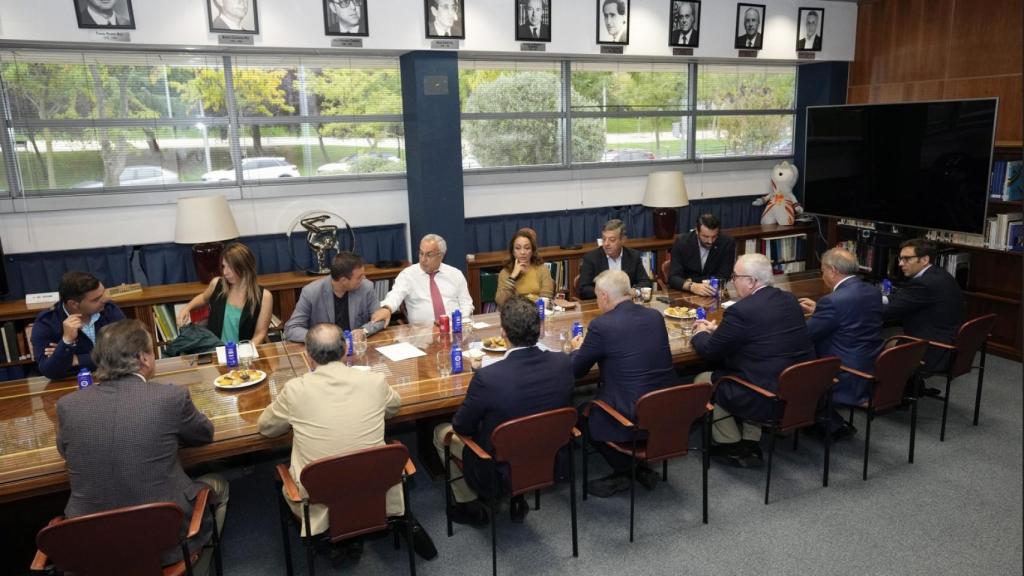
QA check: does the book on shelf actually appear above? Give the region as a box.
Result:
[152,304,178,343]
[1008,222,1024,252]
[1005,161,1023,201]
[24,324,35,360]
[0,322,14,363]
[373,278,392,301]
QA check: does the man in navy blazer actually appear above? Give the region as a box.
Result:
[435,296,574,525]
[884,239,963,374]
[283,251,384,342]
[668,213,736,297]
[799,248,883,436]
[692,253,814,467]
[578,219,652,299]
[571,270,676,497]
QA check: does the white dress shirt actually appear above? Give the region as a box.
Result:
[800,34,819,50]
[87,6,118,25]
[380,262,474,325]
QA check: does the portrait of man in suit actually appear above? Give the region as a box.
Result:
[597,0,629,44]
[734,3,765,50]
[796,8,824,51]
[425,0,465,39]
[208,0,260,34]
[74,0,135,30]
[516,0,551,42]
[669,1,700,47]
[324,0,368,36]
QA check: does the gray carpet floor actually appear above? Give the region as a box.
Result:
[217,356,1023,575]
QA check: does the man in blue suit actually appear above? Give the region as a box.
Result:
[799,248,883,438]
[571,270,676,497]
[434,296,574,525]
[692,253,814,467]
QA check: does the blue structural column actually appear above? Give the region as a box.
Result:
[400,51,467,272]
[794,61,849,200]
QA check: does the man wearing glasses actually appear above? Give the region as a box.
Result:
[883,239,963,374]
[373,234,474,326]
[690,253,814,468]
[326,0,366,35]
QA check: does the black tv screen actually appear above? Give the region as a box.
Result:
[803,99,997,234]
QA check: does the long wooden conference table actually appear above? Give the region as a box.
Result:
[0,272,827,502]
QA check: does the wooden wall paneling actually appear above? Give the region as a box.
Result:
[942,75,1023,143]
[946,0,1024,79]
[850,0,956,87]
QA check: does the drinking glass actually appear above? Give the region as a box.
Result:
[352,330,368,356]
[238,340,253,370]
[436,350,451,378]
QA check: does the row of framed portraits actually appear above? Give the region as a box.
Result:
[72,1,825,52]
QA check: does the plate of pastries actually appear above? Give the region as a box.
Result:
[214,369,267,389]
[663,306,698,320]
[481,336,508,352]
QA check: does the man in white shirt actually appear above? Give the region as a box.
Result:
[797,10,822,51]
[77,0,131,27]
[428,0,462,37]
[372,234,474,326]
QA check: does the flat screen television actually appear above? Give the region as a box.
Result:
[802,99,997,235]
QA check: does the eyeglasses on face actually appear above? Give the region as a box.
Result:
[897,255,919,263]
[730,273,753,282]
[330,0,360,7]
[419,250,440,259]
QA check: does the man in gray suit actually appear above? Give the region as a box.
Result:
[284,251,385,342]
[56,319,228,569]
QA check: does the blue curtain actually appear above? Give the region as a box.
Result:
[466,196,764,253]
[1,246,133,301]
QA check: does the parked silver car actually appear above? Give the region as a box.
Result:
[202,157,300,182]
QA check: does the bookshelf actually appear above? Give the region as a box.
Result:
[0,263,409,378]
[465,224,817,311]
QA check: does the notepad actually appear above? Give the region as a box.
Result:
[375,342,427,362]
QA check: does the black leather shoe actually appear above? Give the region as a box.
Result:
[831,422,858,441]
[710,442,743,466]
[921,386,942,397]
[635,465,659,490]
[510,495,529,524]
[739,440,764,462]
[587,472,631,498]
[449,500,489,526]
[409,521,437,560]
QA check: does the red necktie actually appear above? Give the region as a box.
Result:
[429,271,446,321]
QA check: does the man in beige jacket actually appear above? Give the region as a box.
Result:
[258,323,436,560]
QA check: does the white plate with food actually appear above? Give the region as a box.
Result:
[663,306,698,320]
[214,369,267,390]
[481,336,508,352]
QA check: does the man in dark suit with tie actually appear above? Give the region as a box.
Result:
[578,219,652,300]
[734,6,763,49]
[516,0,550,41]
[884,239,964,374]
[796,10,822,50]
[672,1,699,46]
[571,270,676,497]
[435,296,574,524]
[668,213,736,297]
[799,248,883,438]
[76,0,133,27]
[56,319,228,569]
[692,253,814,467]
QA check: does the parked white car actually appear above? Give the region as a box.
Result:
[202,157,300,182]
[72,165,179,188]
[316,152,402,175]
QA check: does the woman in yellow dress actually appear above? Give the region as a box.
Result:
[495,228,554,306]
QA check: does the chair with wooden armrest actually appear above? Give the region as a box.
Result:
[572,274,582,301]
[275,441,417,576]
[839,337,928,480]
[443,407,579,576]
[919,314,998,441]
[716,356,841,504]
[658,256,672,292]
[31,485,221,576]
[581,382,713,542]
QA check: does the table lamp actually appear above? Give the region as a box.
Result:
[642,170,689,240]
[175,195,240,283]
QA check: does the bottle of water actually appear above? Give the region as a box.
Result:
[710,277,721,309]
[536,298,545,320]
[77,368,93,390]
[881,278,892,297]
[452,309,462,333]
[343,330,353,356]
[451,343,463,374]
[225,341,239,368]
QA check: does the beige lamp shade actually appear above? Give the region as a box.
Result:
[174,195,240,244]
[642,170,689,208]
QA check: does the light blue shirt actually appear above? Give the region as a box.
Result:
[62,304,101,343]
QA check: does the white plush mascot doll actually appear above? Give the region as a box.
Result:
[753,160,803,225]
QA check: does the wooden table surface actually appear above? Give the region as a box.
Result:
[0,272,826,502]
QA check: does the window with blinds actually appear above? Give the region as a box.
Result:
[695,64,796,158]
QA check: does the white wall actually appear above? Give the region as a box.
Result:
[0,0,857,255]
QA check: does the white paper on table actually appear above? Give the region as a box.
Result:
[216,342,259,364]
[375,342,427,362]
[350,365,371,371]
[722,300,736,308]
[536,342,556,352]
[471,321,490,329]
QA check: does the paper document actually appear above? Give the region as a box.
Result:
[376,342,427,362]
[471,321,491,329]
[722,300,736,309]
[216,342,259,364]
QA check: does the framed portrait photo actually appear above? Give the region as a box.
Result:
[207,0,260,35]
[324,0,368,36]
[73,0,136,30]
[516,0,551,43]
[669,0,701,48]
[425,0,465,39]
[796,7,824,51]
[597,0,630,45]
[734,3,765,50]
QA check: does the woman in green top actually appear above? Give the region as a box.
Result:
[495,228,555,306]
[176,243,273,345]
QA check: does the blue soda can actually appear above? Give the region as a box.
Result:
[225,341,239,368]
[452,309,462,333]
[451,344,463,374]
[343,330,353,356]
[710,277,720,296]
[572,321,584,338]
[696,307,707,321]
[881,278,892,296]
[77,368,93,390]
[536,298,545,320]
